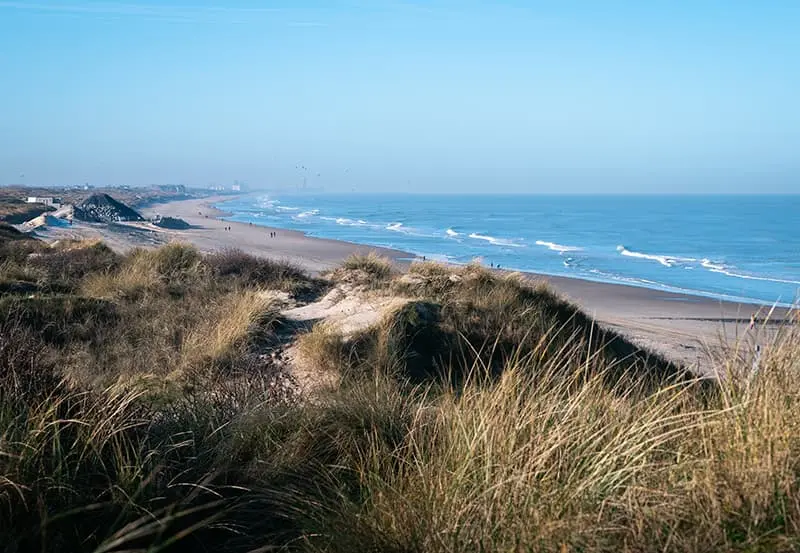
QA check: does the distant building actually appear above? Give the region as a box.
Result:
[231,183,241,192]
[26,196,62,208]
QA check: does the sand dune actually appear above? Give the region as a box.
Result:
[33,194,792,368]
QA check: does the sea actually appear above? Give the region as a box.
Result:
[217,194,800,307]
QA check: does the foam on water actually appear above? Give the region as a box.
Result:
[617,245,697,267]
[701,260,800,286]
[700,259,724,270]
[468,232,524,248]
[535,240,582,254]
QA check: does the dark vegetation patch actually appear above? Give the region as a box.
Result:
[153,215,191,229]
[0,295,118,346]
[27,242,121,290]
[206,248,328,300]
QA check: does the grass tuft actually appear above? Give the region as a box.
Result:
[333,252,395,287]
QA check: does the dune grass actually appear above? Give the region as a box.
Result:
[1,242,799,551]
[332,252,395,287]
[311,327,800,552]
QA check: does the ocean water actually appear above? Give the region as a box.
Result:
[218,194,800,306]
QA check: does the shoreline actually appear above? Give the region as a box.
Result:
[138,195,410,273]
[37,195,793,368]
[207,194,795,311]
[211,196,791,308]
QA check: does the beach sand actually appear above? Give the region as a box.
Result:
[137,196,409,272]
[36,195,791,369]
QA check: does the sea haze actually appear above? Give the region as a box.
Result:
[218,194,800,306]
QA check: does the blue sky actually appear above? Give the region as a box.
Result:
[1,1,798,193]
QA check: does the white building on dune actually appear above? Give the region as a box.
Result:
[26,196,62,208]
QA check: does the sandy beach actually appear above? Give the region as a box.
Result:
[35,195,791,369]
[135,196,409,273]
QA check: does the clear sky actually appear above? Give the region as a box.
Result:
[1,1,798,193]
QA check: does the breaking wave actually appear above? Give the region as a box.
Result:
[535,240,582,254]
[468,233,524,248]
[618,248,800,286]
[701,259,800,285]
[616,245,696,267]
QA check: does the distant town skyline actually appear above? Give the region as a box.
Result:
[1,1,798,194]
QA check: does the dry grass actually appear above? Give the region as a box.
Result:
[3,242,311,391]
[81,243,204,299]
[295,321,348,377]
[298,323,800,553]
[332,252,395,287]
[3,238,800,552]
[180,290,277,373]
